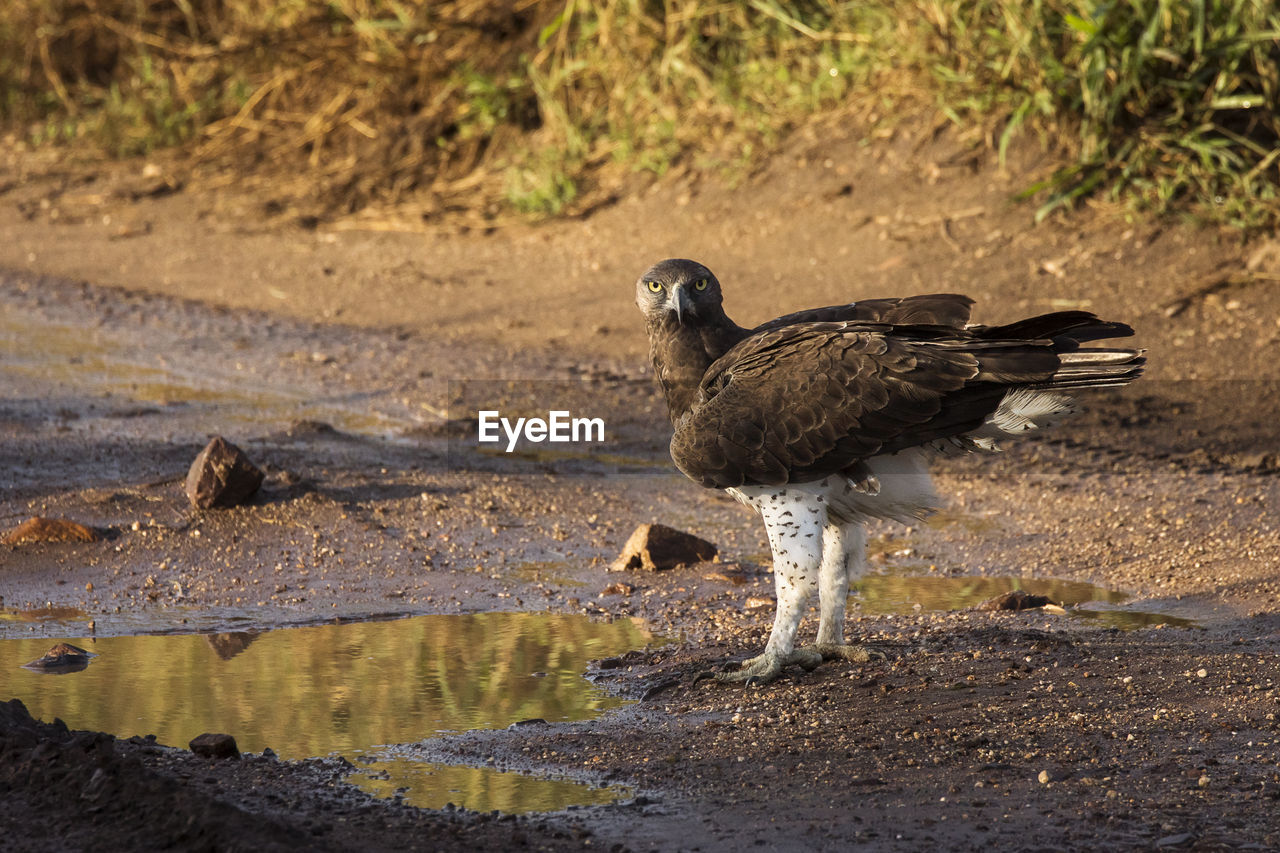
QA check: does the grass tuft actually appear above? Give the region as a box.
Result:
[1,1,1277,229]
[914,0,1280,228]
[0,1,887,224]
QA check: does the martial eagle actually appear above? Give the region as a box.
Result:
[635,258,1145,684]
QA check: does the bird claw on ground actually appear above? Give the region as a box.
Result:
[713,648,823,685]
[706,644,885,686]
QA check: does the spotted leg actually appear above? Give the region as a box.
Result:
[717,493,825,684]
[803,521,883,664]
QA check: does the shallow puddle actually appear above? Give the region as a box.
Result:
[0,306,415,438]
[0,612,655,812]
[854,573,1194,628]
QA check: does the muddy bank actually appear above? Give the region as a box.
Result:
[0,698,598,853]
[434,614,1280,851]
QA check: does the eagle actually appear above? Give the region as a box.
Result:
[635,258,1145,684]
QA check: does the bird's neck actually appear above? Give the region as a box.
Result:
[647,313,747,424]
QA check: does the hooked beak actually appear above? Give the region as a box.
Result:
[668,283,695,323]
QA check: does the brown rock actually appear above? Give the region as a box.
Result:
[184,436,264,509]
[23,642,94,673]
[610,523,717,572]
[2,517,100,546]
[979,590,1052,611]
[189,732,240,760]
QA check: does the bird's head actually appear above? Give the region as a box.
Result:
[635,258,723,326]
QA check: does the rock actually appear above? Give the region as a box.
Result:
[2,517,100,546]
[978,590,1051,611]
[600,582,635,596]
[610,523,717,572]
[189,732,240,760]
[641,678,681,701]
[508,718,548,730]
[285,419,337,438]
[23,643,94,673]
[184,436,264,509]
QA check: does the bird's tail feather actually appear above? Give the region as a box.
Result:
[1037,347,1146,389]
[973,311,1135,349]
[953,341,1143,452]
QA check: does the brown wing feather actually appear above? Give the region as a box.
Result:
[665,314,1128,489]
[670,325,985,488]
[750,293,974,335]
[972,310,1135,348]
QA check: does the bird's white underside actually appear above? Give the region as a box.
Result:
[726,449,937,661]
[724,388,1072,665]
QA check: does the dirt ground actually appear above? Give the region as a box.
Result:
[2,111,1280,851]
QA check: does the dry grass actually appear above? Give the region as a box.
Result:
[917,0,1280,228]
[1,1,1277,229]
[0,0,884,228]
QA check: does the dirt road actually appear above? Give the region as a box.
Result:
[2,116,1279,850]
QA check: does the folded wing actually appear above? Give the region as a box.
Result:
[669,313,1144,489]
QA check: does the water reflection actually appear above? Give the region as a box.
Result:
[853,573,1191,628]
[1,612,654,812]
[854,574,1125,614]
[205,631,260,660]
[354,753,620,811]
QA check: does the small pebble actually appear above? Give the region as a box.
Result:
[1037,770,1050,784]
[1196,668,1208,678]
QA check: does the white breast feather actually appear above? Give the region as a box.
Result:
[728,450,939,526]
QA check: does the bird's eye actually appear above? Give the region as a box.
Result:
[647,281,663,293]
[694,279,709,291]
